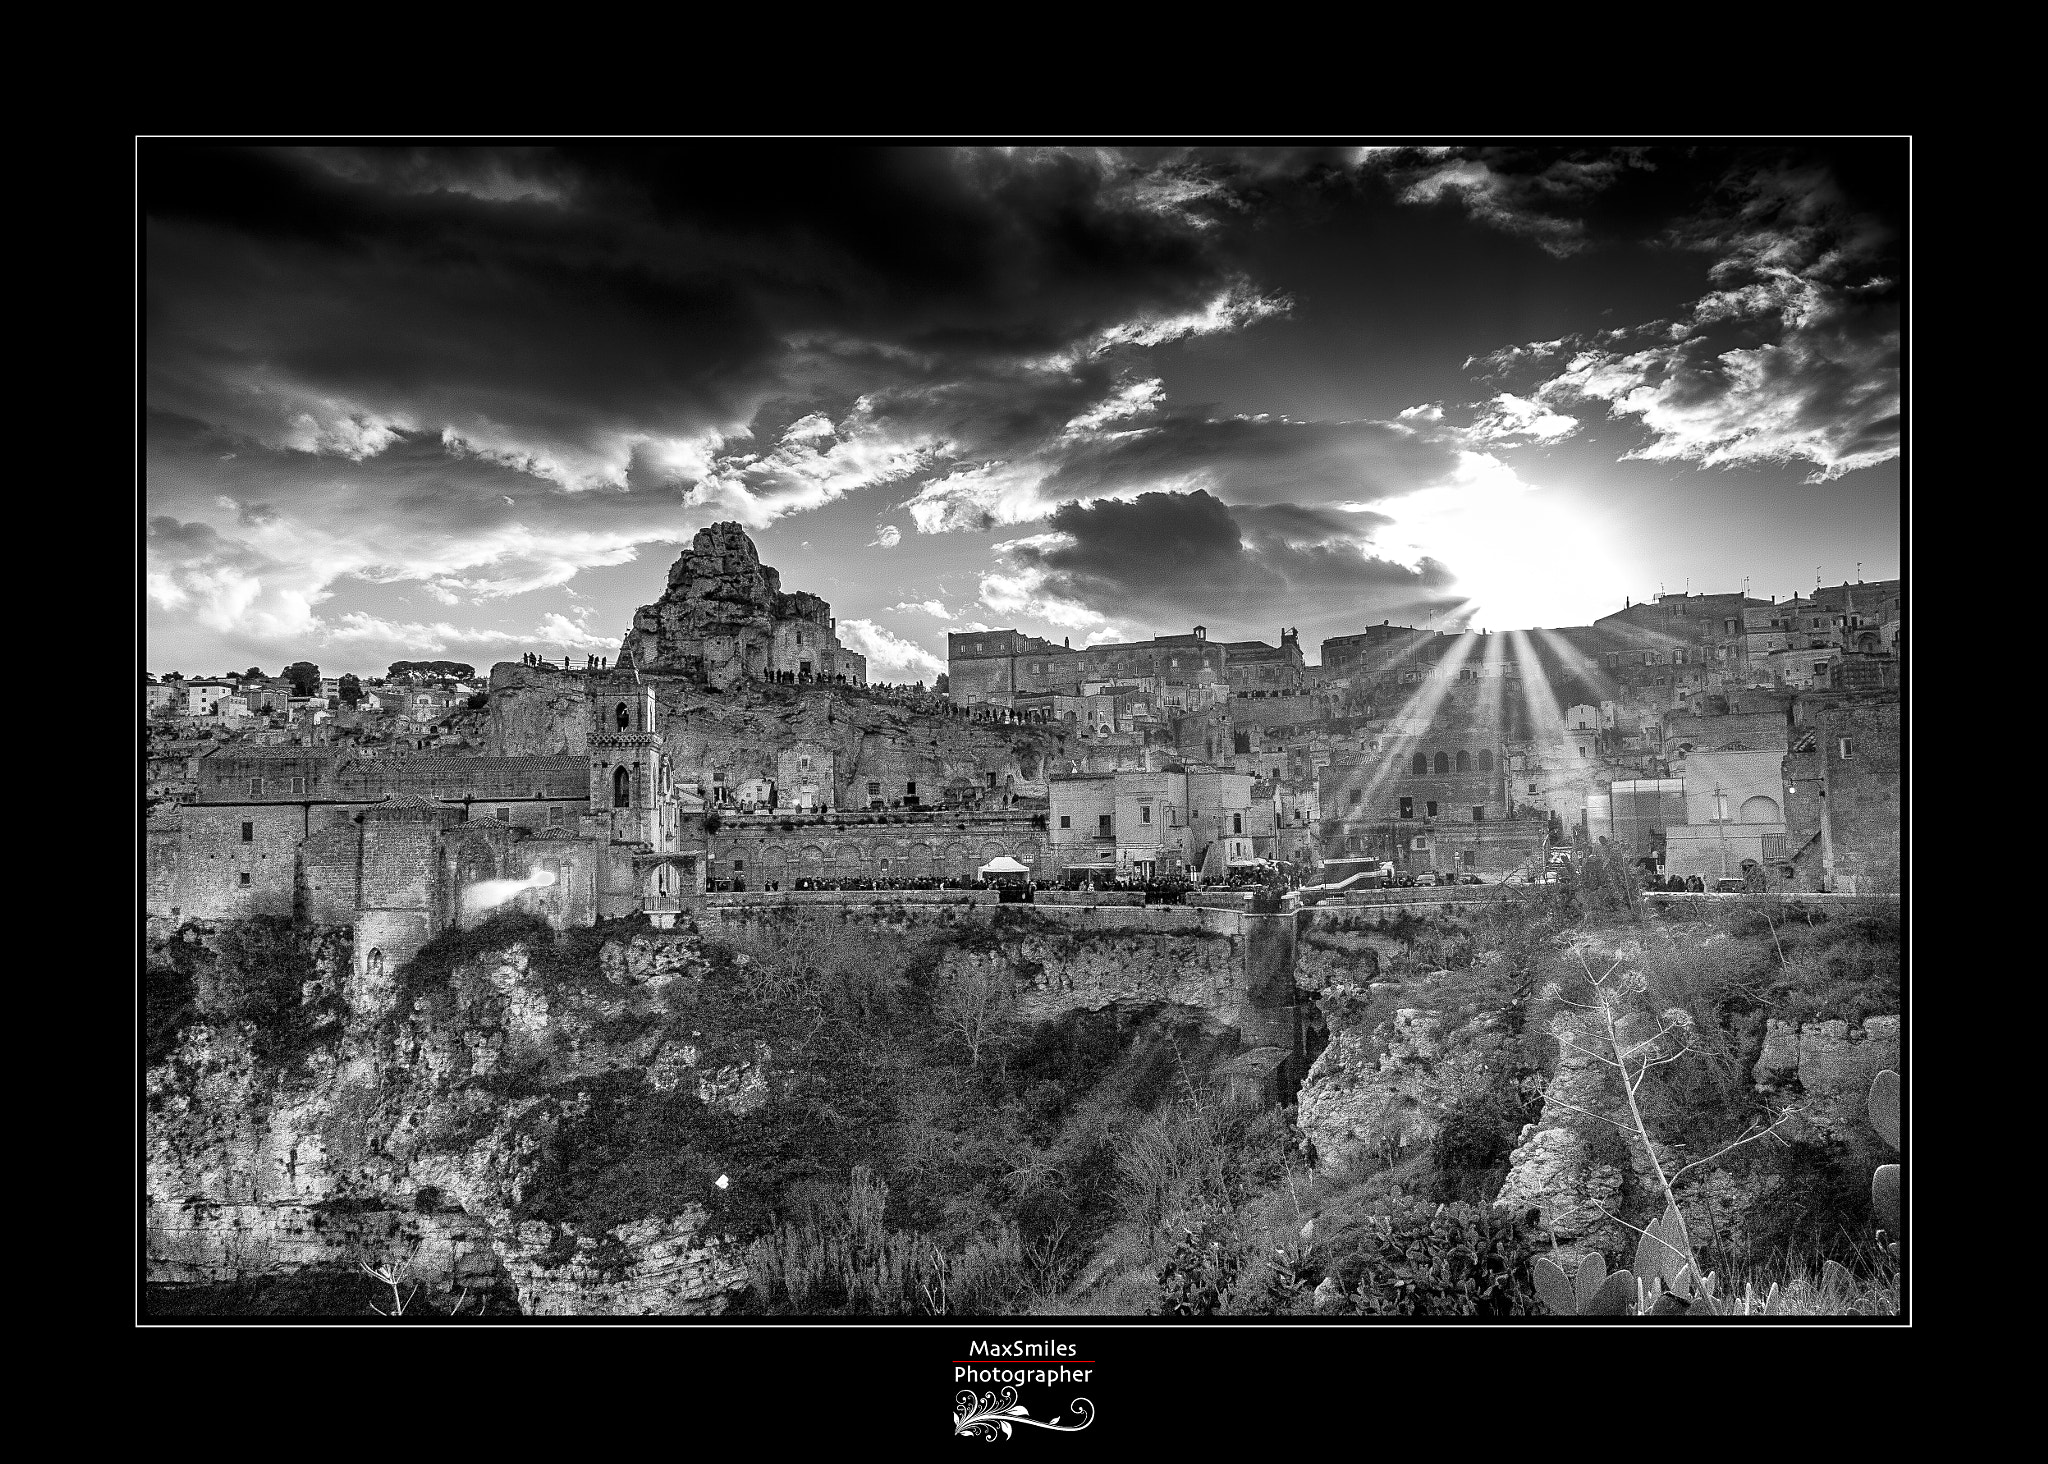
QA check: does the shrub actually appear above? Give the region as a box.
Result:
[745,1166,1027,1316]
[1429,1083,1532,1204]
[1326,1200,1537,1316]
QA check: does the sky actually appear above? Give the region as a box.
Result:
[144,143,1905,684]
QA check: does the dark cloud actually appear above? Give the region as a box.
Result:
[1513,153,1904,481]
[145,145,1279,490]
[1042,414,1454,505]
[1008,490,1454,640]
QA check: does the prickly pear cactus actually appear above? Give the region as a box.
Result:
[1533,1252,1636,1316]
[1868,1069,1902,1258]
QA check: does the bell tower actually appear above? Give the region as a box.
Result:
[590,683,666,848]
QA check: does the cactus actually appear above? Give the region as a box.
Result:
[1533,1252,1637,1316]
[1868,1069,1903,1259]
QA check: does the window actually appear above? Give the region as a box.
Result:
[1410,752,1428,775]
[1098,813,1112,836]
[613,765,631,808]
[616,702,630,732]
[1578,746,1587,758]
[867,781,881,795]
[1472,806,1485,823]
[1434,752,1450,776]
[1399,797,1414,819]
[1232,813,1243,834]
[1838,737,1855,759]
[249,777,263,797]
[1426,801,1439,817]
[238,872,251,887]
[1141,804,1152,823]
[905,781,917,796]
[290,777,306,796]
[1349,788,1362,807]
[495,806,510,823]
[1059,815,1071,829]
[241,821,254,842]
[548,805,563,826]
[987,772,998,787]
[1463,850,1477,868]
[1477,749,1494,773]
[1456,750,1471,773]
[733,861,745,872]
[1529,782,1538,795]
[366,949,383,977]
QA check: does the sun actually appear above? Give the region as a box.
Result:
[1362,457,1628,631]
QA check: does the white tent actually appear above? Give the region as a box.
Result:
[979,855,1032,878]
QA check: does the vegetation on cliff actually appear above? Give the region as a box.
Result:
[145,885,1901,1318]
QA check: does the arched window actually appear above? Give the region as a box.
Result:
[1738,795,1781,824]
[1477,749,1494,773]
[1456,750,1472,773]
[616,702,630,732]
[613,765,631,808]
[1434,752,1450,776]
[366,949,384,977]
[1410,752,1428,776]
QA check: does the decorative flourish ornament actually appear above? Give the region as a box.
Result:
[952,1387,1095,1440]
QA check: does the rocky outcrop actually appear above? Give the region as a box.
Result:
[1752,1015,1900,1140]
[1295,984,1522,1174]
[501,1212,749,1316]
[620,522,803,688]
[146,928,755,1315]
[930,918,1301,1052]
[1492,1010,1637,1250]
[1496,1005,1903,1260]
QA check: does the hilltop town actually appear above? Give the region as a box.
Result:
[145,523,1902,987]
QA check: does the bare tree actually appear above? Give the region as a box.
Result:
[935,962,1017,1069]
[1540,948,1802,1290]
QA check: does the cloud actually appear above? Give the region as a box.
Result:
[868,524,902,548]
[889,599,952,618]
[1505,161,1901,480]
[835,618,945,680]
[146,146,1326,660]
[146,145,1288,495]
[1464,392,1579,445]
[905,410,1463,534]
[1370,147,1651,257]
[320,609,614,657]
[991,490,1454,642]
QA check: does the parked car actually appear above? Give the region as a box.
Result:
[1413,871,1441,887]
[1457,873,1484,885]
[1713,878,1749,893]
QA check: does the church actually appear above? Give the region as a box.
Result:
[146,681,705,985]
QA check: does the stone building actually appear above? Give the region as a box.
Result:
[1781,688,1901,893]
[949,625,1238,710]
[1659,749,1791,885]
[705,811,1046,888]
[148,682,706,977]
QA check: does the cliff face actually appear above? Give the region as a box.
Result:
[487,662,592,757]
[146,927,757,1316]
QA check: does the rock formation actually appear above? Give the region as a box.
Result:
[147,925,758,1315]
[617,522,861,689]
